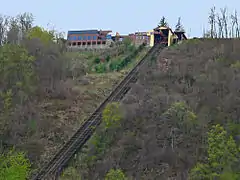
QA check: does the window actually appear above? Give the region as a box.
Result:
[68,36,72,40]
[78,36,82,40]
[88,36,91,40]
[73,36,77,40]
[93,36,97,40]
[83,36,87,40]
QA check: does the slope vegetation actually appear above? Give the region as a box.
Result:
[0,13,149,177]
[64,39,240,179]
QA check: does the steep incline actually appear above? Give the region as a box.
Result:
[33,44,164,180]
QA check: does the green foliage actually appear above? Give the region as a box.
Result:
[127,45,136,52]
[190,124,240,179]
[89,131,114,157]
[95,63,107,73]
[230,61,240,69]
[102,102,122,129]
[158,16,168,27]
[0,89,13,112]
[164,101,197,133]
[60,167,82,180]
[27,26,55,45]
[86,102,123,165]
[94,57,101,64]
[109,60,122,71]
[123,37,132,48]
[106,55,111,62]
[0,149,31,180]
[109,43,145,72]
[104,169,127,180]
[0,44,36,93]
[0,44,36,132]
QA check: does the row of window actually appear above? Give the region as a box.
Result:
[136,36,149,40]
[68,36,98,41]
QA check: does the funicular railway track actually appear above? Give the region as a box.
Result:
[32,44,163,180]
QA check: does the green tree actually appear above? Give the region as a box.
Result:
[164,101,197,134]
[104,169,127,180]
[158,16,168,27]
[190,124,240,179]
[0,44,36,100]
[102,102,122,129]
[0,149,31,180]
[27,26,55,45]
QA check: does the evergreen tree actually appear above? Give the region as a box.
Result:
[158,16,168,27]
[175,17,185,32]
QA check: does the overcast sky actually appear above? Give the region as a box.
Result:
[0,0,239,37]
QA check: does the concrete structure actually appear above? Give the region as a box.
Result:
[67,29,113,49]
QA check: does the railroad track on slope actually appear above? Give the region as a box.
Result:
[32,44,162,180]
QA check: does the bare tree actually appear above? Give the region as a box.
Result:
[215,13,224,38]
[0,15,4,45]
[231,13,236,37]
[7,16,20,44]
[208,6,216,38]
[17,12,33,33]
[232,10,239,38]
[0,15,9,45]
[220,7,228,38]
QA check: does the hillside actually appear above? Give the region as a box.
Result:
[36,40,149,168]
[0,13,150,178]
[62,39,240,179]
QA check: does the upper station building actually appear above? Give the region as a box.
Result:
[147,26,187,47]
[67,29,112,49]
[66,26,187,50]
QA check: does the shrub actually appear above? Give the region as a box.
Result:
[0,149,31,180]
[95,63,107,73]
[94,57,100,64]
[164,101,197,134]
[60,167,82,180]
[102,102,122,129]
[104,169,127,180]
[190,124,240,179]
[106,55,111,62]
[27,26,55,45]
[127,45,136,52]
[109,60,122,71]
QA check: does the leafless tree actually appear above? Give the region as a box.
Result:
[216,14,224,38]
[7,16,20,44]
[232,10,239,38]
[220,7,228,38]
[208,6,216,38]
[17,12,33,33]
[230,13,236,37]
[0,15,10,45]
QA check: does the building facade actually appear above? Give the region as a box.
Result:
[67,29,113,50]
[129,32,150,46]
